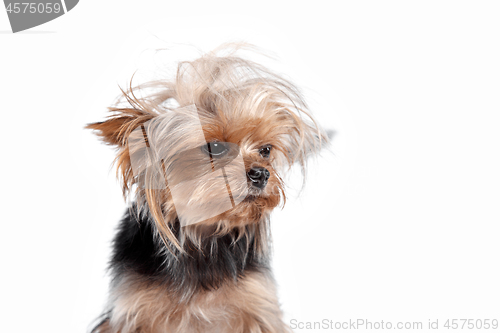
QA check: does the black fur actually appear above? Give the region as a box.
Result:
[91,207,269,332]
[110,207,269,293]
[91,206,269,333]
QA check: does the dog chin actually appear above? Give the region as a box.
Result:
[244,188,265,201]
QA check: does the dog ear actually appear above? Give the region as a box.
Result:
[86,107,155,147]
[281,108,330,167]
[85,106,155,199]
[86,98,184,254]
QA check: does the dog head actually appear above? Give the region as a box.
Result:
[87,47,327,252]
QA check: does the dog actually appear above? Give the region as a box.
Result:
[87,45,327,333]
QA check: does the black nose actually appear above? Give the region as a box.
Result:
[247,167,270,189]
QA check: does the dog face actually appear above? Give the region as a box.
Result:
[87,50,327,251]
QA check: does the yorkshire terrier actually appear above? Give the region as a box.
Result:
[87,45,327,333]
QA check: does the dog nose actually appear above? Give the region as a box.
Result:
[247,167,270,189]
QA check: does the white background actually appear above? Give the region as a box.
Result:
[1,1,500,332]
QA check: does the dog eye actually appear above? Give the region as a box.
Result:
[201,142,229,158]
[259,145,272,158]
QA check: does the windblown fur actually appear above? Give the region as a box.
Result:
[87,44,327,333]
